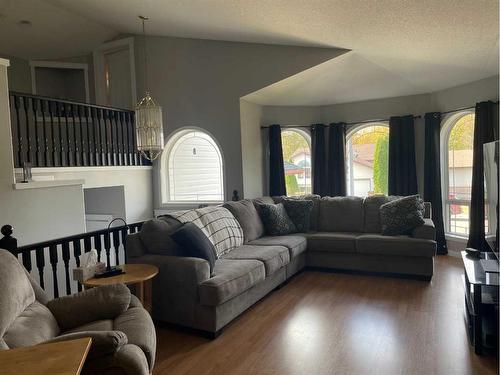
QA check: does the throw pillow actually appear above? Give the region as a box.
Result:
[139,218,182,255]
[380,195,425,235]
[223,199,265,242]
[258,203,297,235]
[282,198,314,232]
[171,222,217,275]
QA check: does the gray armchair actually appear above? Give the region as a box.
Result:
[0,250,156,375]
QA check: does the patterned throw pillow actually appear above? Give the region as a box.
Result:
[282,199,314,232]
[380,195,425,235]
[258,203,297,235]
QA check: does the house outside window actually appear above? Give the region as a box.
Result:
[442,112,475,236]
[281,129,312,196]
[346,124,389,197]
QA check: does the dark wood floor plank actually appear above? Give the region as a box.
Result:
[153,256,498,375]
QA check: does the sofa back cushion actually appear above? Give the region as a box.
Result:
[139,217,182,255]
[0,250,37,340]
[318,196,365,232]
[223,199,265,242]
[363,195,397,233]
[3,301,59,348]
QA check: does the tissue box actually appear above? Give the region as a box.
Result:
[72,262,106,282]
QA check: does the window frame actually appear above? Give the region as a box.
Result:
[440,110,475,239]
[345,122,389,197]
[280,128,312,196]
[160,127,225,206]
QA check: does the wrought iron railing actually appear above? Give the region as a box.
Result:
[9,91,150,168]
[0,222,143,298]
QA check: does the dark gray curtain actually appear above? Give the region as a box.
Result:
[468,101,499,250]
[268,124,286,196]
[388,115,418,195]
[327,123,347,196]
[424,112,447,255]
[311,124,327,196]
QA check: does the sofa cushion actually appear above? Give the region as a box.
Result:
[258,203,297,235]
[356,234,436,257]
[198,259,265,306]
[306,232,360,253]
[275,194,321,231]
[222,245,290,275]
[139,218,182,256]
[319,196,364,232]
[380,195,425,235]
[3,301,60,348]
[224,199,265,242]
[248,235,307,258]
[411,218,436,240]
[363,195,396,233]
[171,223,217,275]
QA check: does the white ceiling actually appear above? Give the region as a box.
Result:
[1,0,498,105]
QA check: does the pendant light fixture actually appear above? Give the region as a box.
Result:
[135,15,164,161]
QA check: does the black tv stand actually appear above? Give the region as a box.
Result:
[461,251,499,355]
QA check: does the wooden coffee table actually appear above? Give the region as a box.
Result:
[0,337,92,375]
[82,264,158,313]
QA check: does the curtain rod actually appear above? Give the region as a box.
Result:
[259,100,499,129]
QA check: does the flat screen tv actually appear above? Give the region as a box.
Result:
[484,140,499,259]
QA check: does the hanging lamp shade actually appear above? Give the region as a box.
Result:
[135,92,164,161]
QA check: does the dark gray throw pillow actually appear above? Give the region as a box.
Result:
[380,195,425,235]
[171,222,217,275]
[258,203,297,235]
[282,198,313,232]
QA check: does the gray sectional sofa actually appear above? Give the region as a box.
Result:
[126,195,436,337]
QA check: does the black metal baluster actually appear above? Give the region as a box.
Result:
[49,245,59,298]
[84,107,93,166]
[112,229,121,265]
[21,251,32,273]
[35,247,45,289]
[92,107,101,166]
[71,104,79,166]
[64,103,72,166]
[83,236,92,253]
[73,239,82,292]
[104,231,111,268]
[77,105,85,166]
[113,111,120,165]
[12,95,23,167]
[119,112,127,165]
[98,109,107,165]
[61,241,71,295]
[48,101,57,166]
[130,112,138,165]
[57,102,65,166]
[94,233,102,262]
[106,110,113,165]
[22,96,32,164]
[31,98,40,167]
[40,99,49,166]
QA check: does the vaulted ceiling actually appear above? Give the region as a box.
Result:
[0,0,498,105]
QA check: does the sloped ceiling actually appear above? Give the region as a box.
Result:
[0,0,498,105]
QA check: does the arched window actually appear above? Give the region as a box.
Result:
[346,123,389,197]
[281,129,311,196]
[442,112,475,236]
[162,129,224,203]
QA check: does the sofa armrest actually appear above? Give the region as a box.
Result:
[412,218,436,240]
[47,284,131,331]
[128,254,210,324]
[44,331,127,360]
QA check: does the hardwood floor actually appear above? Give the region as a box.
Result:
[154,256,498,375]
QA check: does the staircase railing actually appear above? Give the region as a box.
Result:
[9,91,150,168]
[0,222,144,299]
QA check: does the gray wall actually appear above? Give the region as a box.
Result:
[2,55,31,93]
[132,35,344,205]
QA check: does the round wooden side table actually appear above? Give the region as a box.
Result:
[81,264,159,313]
